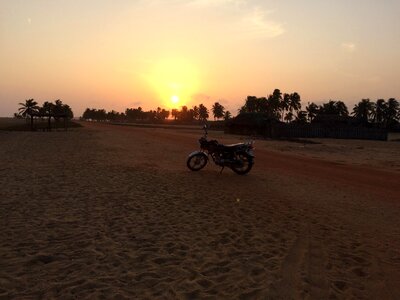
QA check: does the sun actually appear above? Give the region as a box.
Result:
[146,58,200,109]
[171,95,179,105]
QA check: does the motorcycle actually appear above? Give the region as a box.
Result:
[186,125,255,175]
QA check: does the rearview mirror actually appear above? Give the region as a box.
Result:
[202,124,208,136]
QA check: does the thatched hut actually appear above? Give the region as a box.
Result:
[225,113,281,136]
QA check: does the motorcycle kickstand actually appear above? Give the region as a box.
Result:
[220,166,224,174]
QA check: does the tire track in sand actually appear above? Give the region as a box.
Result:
[267,229,307,299]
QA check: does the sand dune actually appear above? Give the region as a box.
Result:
[1,123,399,299]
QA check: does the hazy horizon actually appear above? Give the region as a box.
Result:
[1,0,399,117]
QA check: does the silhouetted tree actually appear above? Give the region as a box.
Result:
[306,102,319,122]
[40,101,55,115]
[52,100,73,119]
[239,96,259,113]
[284,111,293,123]
[64,105,73,119]
[373,99,387,125]
[295,110,308,124]
[192,106,199,120]
[289,92,301,116]
[352,99,374,123]
[97,109,107,121]
[198,104,209,121]
[319,100,348,116]
[281,93,290,121]
[156,107,170,120]
[83,108,107,121]
[18,99,39,129]
[82,108,94,120]
[144,110,157,121]
[171,109,179,120]
[53,100,64,118]
[18,99,39,117]
[212,102,225,120]
[178,106,194,122]
[267,89,282,119]
[239,89,301,121]
[107,110,119,122]
[385,98,399,128]
[224,111,232,121]
[39,101,55,129]
[125,107,144,121]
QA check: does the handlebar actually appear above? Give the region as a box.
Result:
[203,124,208,137]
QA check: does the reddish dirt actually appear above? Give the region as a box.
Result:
[86,122,400,201]
[255,149,400,201]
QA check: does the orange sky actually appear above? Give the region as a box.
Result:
[1,0,399,117]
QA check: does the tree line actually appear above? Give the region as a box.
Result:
[18,88,396,130]
[16,99,74,118]
[16,99,74,129]
[239,89,400,129]
[82,102,232,123]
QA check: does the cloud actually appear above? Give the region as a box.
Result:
[341,42,356,53]
[129,101,143,107]
[146,0,285,40]
[189,0,286,39]
[188,0,246,7]
[191,93,210,103]
[241,8,285,38]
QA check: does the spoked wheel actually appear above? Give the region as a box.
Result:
[187,153,208,171]
[231,152,253,175]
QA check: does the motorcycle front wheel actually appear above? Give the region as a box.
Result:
[187,152,208,171]
[231,152,253,175]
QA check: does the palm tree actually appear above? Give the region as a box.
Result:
[385,98,399,128]
[352,99,374,123]
[53,99,64,119]
[180,106,190,121]
[40,101,55,130]
[155,108,169,120]
[171,109,179,120]
[192,106,199,120]
[107,110,119,122]
[306,102,319,122]
[212,102,225,120]
[41,101,54,115]
[240,96,258,113]
[268,89,282,119]
[18,99,39,130]
[18,99,39,117]
[198,104,209,121]
[295,110,308,124]
[63,104,73,119]
[284,111,293,123]
[373,99,387,125]
[319,100,348,116]
[335,101,349,116]
[281,93,290,121]
[224,111,232,121]
[289,92,301,116]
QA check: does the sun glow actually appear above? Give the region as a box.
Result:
[171,95,179,105]
[146,58,200,109]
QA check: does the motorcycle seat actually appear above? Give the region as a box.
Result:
[222,143,245,148]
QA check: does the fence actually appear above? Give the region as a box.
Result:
[226,124,388,141]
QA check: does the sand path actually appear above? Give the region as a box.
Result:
[1,123,399,299]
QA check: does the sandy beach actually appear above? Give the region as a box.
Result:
[1,122,400,299]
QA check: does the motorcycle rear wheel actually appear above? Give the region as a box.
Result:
[187,153,208,171]
[231,152,253,175]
